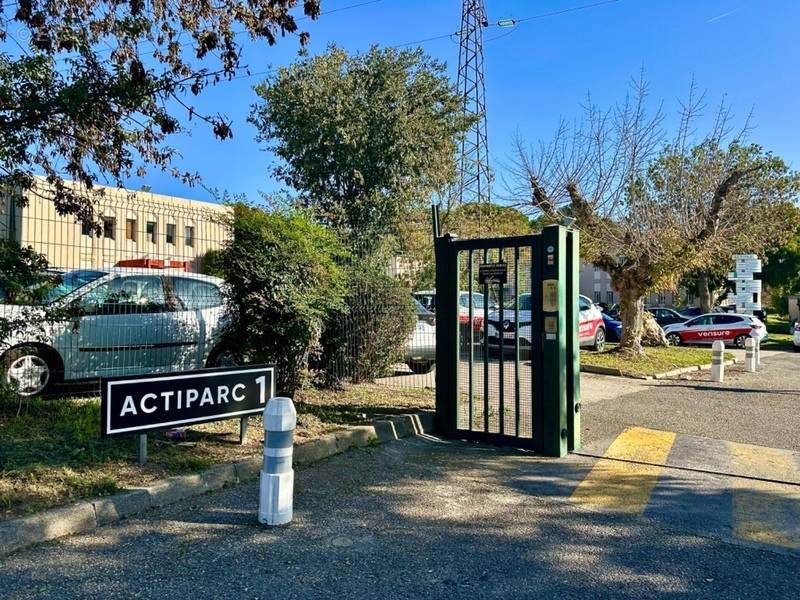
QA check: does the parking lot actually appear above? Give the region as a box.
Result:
[581,348,800,453]
[2,426,799,599]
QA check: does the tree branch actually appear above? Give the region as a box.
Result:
[695,164,764,242]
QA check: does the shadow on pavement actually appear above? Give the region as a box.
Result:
[1,437,799,599]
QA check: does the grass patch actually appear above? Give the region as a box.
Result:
[581,345,735,378]
[0,383,433,519]
[763,314,795,350]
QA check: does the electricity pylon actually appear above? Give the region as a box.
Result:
[452,0,491,207]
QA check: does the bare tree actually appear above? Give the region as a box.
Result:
[507,78,799,356]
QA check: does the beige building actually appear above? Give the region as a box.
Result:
[0,179,231,273]
[579,262,679,308]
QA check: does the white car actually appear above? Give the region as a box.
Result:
[792,321,800,352]
[405,299,436,374]
[0,268,231,396]
[484,293,607,353]
[413,289,491,338]
[663,313,768,349]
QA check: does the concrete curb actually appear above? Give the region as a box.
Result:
[582,358,738,380]
[0,411,436,558]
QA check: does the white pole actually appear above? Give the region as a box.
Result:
[754,335,761,368]
[259,397,296,526]
[745,337,756,373]
[711,340,725,382]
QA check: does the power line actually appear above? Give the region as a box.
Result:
[493,0,621,27]
[172,0,626,88]
[386,0,623,51]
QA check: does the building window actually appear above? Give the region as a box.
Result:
[185,225,194,248]
[81,221,92,236]
[146,221,157,244]
[102,217,115,240]
[166,223,175,245]
[126,219,137,243]
[594,291,601,304]
[607,291,614,304]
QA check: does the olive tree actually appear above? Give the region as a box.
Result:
[508,80,799,355]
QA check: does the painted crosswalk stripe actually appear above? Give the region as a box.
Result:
[570,427,676,513]
[729,442,800,549]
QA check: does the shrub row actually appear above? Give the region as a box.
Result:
[217,203,417,395]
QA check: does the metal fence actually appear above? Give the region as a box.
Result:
[0,185,231,398]
[0,186,439,398]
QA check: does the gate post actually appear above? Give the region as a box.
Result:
[434,233,459,437]
[538,225,569,457]
[566,228,581,451]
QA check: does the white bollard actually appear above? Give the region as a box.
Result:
[754,335,761,368]
[711,340,725,382]
[259,397,296,526]
[745,337,756,373]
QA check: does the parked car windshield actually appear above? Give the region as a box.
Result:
[40,270,106,304]
[413,298,432,315]
[460,293,485,309]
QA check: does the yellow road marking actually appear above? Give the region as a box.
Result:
[729,442,800,549]
[571,427,676,514]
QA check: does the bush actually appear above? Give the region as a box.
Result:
[220,204,347,395]
[320,266,416,385]
[0,239,50,304]
[200,248,225,278]
[0,240,52,347]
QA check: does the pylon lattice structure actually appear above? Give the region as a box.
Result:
[452,0,491,207]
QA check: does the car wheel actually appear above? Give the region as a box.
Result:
[407,360,434,375]
[205,344,241,368]
[734,335,747,349]
[794,345,800,353]
[666,332,682,346]
[592,327,606,352]
[1,345,61,397]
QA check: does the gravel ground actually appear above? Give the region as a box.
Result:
[581,349,800,453]
[1,437,799,599]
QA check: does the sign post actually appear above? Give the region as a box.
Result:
[138,434,147,465]
[239,417,249,445]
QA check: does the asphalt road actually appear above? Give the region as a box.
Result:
[581,349,800,454]
[381,347,800,454]
[1,436,799,599]
[2,348,797,598]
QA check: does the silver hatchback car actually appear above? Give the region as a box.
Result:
[0,268,231,396]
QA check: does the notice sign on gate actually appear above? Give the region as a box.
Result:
[478,262,508,285]
[101,365,275,437]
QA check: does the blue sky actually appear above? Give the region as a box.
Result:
[121,0,800,204]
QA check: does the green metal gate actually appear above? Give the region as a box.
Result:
[433,221,580,457]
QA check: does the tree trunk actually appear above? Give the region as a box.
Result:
[698,271,713,312]
[617,282,646,357]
